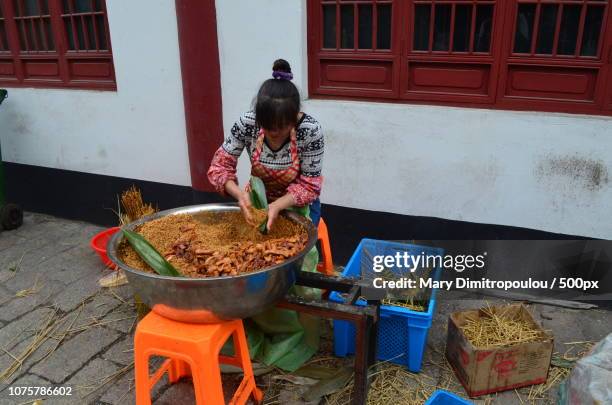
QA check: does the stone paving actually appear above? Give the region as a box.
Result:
[0,213,610,404]
[0,213,141,404]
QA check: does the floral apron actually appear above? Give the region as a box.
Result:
[250,128,300,201]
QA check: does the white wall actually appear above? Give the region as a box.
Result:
[0,0,191,186]
[215,0,612,239]
[215,0,310,186]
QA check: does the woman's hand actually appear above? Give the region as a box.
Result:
[237,191,254,224]
[266,193,296,231]
[224,180,253,224]
[266,202,281,231]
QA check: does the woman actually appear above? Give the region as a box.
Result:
[207,59,324,372]
[207,59,323,229]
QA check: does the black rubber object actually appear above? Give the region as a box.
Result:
[1,203,23,230]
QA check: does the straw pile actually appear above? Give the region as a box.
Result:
[519,340,596,401]
[325,359,467,405]
[101,186,157,284]
[460,304,545,348]
[361,264,431,312]
[364,364,435,405]
[119,186,156,224]
[0,291,137,384]
[354,295,426,312]
[525,365,570,401]
[381,298,426,312]
[269,324,587,405]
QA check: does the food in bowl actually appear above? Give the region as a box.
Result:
[117,211,308,278]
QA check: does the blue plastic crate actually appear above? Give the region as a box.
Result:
[425,390,473,405]
[329,239,444,372]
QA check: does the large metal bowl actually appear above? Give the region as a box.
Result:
[106,203,317,323]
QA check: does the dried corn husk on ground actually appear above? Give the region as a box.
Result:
[325,360,466,405]
[266,339,589,404]
[460,303,545,348]
[98,271,128,288]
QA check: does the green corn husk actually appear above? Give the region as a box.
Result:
[258,221,268,234]
[249,176,269,234]
[122,229,181,277]
[249,176,268,209]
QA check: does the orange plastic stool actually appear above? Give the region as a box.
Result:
[134,312,263,405]
[317,218,334,275]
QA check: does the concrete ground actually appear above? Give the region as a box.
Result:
[0,213,610,404]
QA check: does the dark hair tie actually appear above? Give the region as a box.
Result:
[272,70,293,81]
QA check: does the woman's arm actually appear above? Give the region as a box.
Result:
[207,113,254,222]
[207,113,252,194]
[207,148,239,195]
[224,180,253,224]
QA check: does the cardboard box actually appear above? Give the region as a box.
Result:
[445,304,554,397]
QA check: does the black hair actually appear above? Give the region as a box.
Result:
[254,59,301,131]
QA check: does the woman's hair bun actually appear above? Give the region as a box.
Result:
[272,59,293,80]
[272,59,291,73]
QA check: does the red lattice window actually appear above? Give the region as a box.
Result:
[410,1,495,54]
[402,0,501,104]
[510,0,606,57]
[497,0,610,113]
[320,0,393,50]
[0,0,115,90]
[308,0,612,115]
[308,0,400,99]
